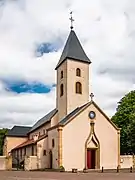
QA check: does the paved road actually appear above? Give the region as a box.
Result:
[0,171,135,180]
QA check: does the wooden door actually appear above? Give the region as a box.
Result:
[49,151,53,169]
[87,150,92,169]
[91,150,96,169]
[87,149,96,169]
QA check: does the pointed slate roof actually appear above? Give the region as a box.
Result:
[55,30,91,70]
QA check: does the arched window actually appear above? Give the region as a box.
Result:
[52,139,55,148]
[76,82,82,94]
[76,68,81,77]
[61,71,63,79]
[60,84,64,96]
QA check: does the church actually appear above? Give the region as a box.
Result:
[3,23,121,171]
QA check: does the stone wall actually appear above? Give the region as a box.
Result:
[120,155,135,168]
[24,156,38,171]
[0,156,7,170]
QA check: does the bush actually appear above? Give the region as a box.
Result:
[59,165,65,172]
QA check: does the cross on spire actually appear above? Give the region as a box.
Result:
[69,11,74,30]
[90,93,94,101]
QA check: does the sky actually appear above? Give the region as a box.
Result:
[0,0,135,128]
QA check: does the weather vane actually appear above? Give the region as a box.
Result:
[69,11,74,30]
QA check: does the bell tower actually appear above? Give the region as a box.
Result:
[55,13,91,121]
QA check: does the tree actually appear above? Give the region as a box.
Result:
[0,128,8,155]
[112,90,135,154]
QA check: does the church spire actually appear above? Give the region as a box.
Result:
[55,29,91,70]
[55,12,91,70]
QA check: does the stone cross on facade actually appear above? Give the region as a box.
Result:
[69,11,74,30]
[90,93,94,101]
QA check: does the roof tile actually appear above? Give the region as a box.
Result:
[28,109,58,133]
[59,102,89,125]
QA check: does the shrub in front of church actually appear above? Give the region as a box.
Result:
[59,165,65,172]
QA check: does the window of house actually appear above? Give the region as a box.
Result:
[32,146,34,156]
[76,82,82,94]
[61,71,63,79]
[43,129,46,135]
[24,148,26,156]
[12,151,15,158]
[35,147,37,156]
[76,68,81,77]
[52,139,55,148]
[20,149,22,158]
[60,84,64,96]
[43,150,46,156]
[17,150,19,157]
[15,150,17,157]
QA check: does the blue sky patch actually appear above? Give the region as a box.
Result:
[5,81,55,94]
[36,43,56,57]
[35,37,63,57]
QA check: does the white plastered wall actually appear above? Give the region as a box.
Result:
[62,103,118,171]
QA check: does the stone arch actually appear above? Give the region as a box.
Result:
[85,121,100,169]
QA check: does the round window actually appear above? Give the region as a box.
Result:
[89,111,96,119]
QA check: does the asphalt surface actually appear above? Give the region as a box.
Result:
[0,171,135,180]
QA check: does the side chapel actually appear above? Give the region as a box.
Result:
[3,22,120,171]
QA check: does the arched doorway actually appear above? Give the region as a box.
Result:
[85,121,100,169]
[49,150,53,169]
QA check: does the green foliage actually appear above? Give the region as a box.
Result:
[112,90,135,154]
[59,165,65,172]
[0,128,8,155]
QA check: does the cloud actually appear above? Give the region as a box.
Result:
[0,86,56,128]
[0,0,135,128]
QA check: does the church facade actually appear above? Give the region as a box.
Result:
[3,28,120,171]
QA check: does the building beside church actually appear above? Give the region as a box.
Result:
[3,27,120,171]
